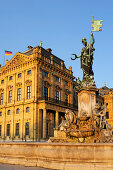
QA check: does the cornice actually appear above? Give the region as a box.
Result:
[37,57,75,80]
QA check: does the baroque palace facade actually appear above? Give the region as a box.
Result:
[0,46,77,141]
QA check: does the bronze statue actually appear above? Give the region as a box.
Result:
[71,32,95,82]
[71,16,103,86]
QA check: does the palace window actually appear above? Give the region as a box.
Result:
[55,76,59,82]
[65,81,68,86]
[0,93,3,105]
[16,108,20,114]
[44,71,48,77]
[0,112,2,116]
[1,80,4,84]
[18,73,21,78]
[17,88,21,101]
[44,87,48,100]
[25,122,29,135]
[26,107,30,113]
[9,76,13,80]
[15,123,19,136]
[65,94,68,103]
[0,125,1,136]
[27,70,31,75]
[9,90,12,103]
[7,124,10,136]
[55,91,59,102]
[27,86,31,99]
[7,110,11,115]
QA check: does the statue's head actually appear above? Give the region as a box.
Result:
[82,38,87,46]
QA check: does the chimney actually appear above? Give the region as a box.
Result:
[27,46,33,50]
[6,59,9,64]
[46,48,52,53]
[69,66,72,74]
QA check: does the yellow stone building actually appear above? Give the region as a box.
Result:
[99,86,113,129]
[0,46,77,141]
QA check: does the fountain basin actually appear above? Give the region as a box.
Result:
[0,142,113,170]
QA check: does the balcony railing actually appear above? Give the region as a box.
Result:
[38,96,78,109]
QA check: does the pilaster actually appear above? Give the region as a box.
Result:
[61,78,64,101]
[38,67,43,98]
[55,111,59,128]
[43,109,47,139]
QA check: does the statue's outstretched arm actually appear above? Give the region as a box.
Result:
[91,32,95,44]
[71,54,81,60]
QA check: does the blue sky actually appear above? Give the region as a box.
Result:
[0,0,113,88]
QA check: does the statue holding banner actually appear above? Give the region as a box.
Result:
[71,17,103,87]
[71,32,95,83]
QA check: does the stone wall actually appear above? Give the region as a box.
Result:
[0,143,113,170]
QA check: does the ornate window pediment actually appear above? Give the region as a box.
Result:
[55,85,62,91]
[44,81,51,87]
[25,80,32,85]
[16,82,22,87]
[7,85,13,90]
[0,88,4,93]
[64,89,71,94]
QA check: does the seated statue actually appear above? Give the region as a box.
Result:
[59,109,76,131]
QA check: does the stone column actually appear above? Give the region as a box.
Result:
[55,111,59,129]
[61,78,64,101]
[37,108,40,140]
[69,81,73,105]
[50,73,54,98]
[5,76,8,105]
[43,109,47,139]
[22,70,25,102]
[32,66,36,101]
[12,73,16,140]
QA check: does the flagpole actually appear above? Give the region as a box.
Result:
[90,16,94,41]
[4,50,5,66]
[89,16,93,63]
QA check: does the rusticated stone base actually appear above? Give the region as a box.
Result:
[0,143,113,169]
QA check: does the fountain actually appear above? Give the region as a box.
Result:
[49,19,112,143]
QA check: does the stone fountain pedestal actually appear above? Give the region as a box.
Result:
[78,87,97,118]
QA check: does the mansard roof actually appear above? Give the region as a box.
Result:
[22,46,65,67]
